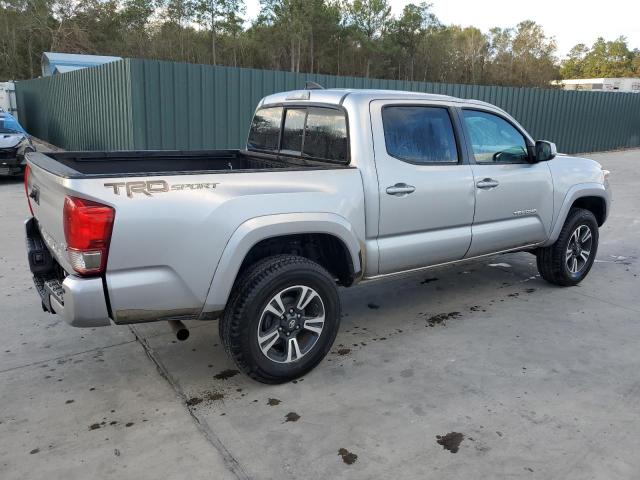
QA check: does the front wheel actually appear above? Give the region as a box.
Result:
[536,208,599,286]
[219,255,340,384]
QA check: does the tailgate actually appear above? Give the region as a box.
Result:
[26,153,118,275]
[26,158,75,274]
[25,153,118,327]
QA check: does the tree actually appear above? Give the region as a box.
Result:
[584,37,634,77]
[0,0,55,79]
[510,20,557,87]
[561,37,637,79]
[162,0,195,59]
[5,0,636,88]
[193,0,243,65]
[633,49,640,75]
[114,0,153,57]
[454,26,488,84]
[485,21,558,87]
[251,0,340,73]
[259,0,309,72]
[387,2,437,81]
[346,0,391,77]
[560,43,588,79]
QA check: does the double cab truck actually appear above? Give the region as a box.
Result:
[24,88,611,383]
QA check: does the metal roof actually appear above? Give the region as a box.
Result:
[261,88,499,111]
[53,65,85,74]
[261,88,460,106]
[41,52,122,77]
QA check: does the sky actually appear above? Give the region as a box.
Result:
[243,0,640,58]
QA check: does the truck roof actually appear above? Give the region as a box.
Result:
[260,88,499,111]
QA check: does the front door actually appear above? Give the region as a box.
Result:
[459,108,554,257]
[370,101,476,274]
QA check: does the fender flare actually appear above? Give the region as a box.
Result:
[542,182,609,247]
[202,212,362,313]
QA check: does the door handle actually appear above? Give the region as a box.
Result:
[476,178,499,189]
[386,183,416,196]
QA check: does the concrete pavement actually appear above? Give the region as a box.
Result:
[1,149,639,479]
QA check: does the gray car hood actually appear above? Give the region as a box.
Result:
[0,133,25,149]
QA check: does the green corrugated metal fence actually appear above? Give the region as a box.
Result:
[16,60,134,150]
[17,58,640,154]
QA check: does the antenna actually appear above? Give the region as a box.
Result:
[305,81,324,90]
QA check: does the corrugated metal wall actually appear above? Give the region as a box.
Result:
[15,60,133,150]
[17,58,640,154]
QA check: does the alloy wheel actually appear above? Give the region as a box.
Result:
[256,285,326,363]
[565,224,593,275]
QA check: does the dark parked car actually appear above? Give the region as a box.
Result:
[0,110,34,176]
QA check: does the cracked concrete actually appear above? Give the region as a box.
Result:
[1,149,639,479]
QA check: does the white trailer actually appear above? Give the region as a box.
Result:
[0,82,18,121]
[556,77,640,93]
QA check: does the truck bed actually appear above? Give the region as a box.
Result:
[29,149,348,178]
[25,146,364,327]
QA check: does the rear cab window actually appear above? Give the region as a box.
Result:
[280,108,306,155]
[248,105,349,164]
[303,108,348,162]
[247,106,283,152]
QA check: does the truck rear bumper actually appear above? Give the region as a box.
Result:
[26,218,111,328]
[48,276,111,328]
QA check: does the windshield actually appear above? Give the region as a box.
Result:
[0,114,26,134]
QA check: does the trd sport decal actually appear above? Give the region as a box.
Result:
[104,180,219,198]
[512,208,537,216]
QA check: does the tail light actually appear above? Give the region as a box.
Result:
[24,164,34,215]
[63,196,115,276]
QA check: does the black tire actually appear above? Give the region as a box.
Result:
[536,208,599,286]
[219,255,340,384]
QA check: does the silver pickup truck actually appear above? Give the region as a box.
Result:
[24,88,611,383]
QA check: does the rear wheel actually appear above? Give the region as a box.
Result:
[219,255,340,384]
[536,208,599,286]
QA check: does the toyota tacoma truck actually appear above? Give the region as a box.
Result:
[24,88,611,383]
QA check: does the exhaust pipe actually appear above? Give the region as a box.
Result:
[168,320,189,341]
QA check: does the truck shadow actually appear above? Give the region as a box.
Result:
[135,250,544,396]
[0,176,23,185]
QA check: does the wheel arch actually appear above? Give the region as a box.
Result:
[201,213,362,315]
[570,196,606,226]
[543,183,610,247]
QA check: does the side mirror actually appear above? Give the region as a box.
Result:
[534,140,557,162]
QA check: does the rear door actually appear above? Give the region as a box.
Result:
[370,100,475,274]
[458,108,554,257]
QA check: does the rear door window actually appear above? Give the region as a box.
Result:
[382,106,458,164]
[247,107,283,152]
